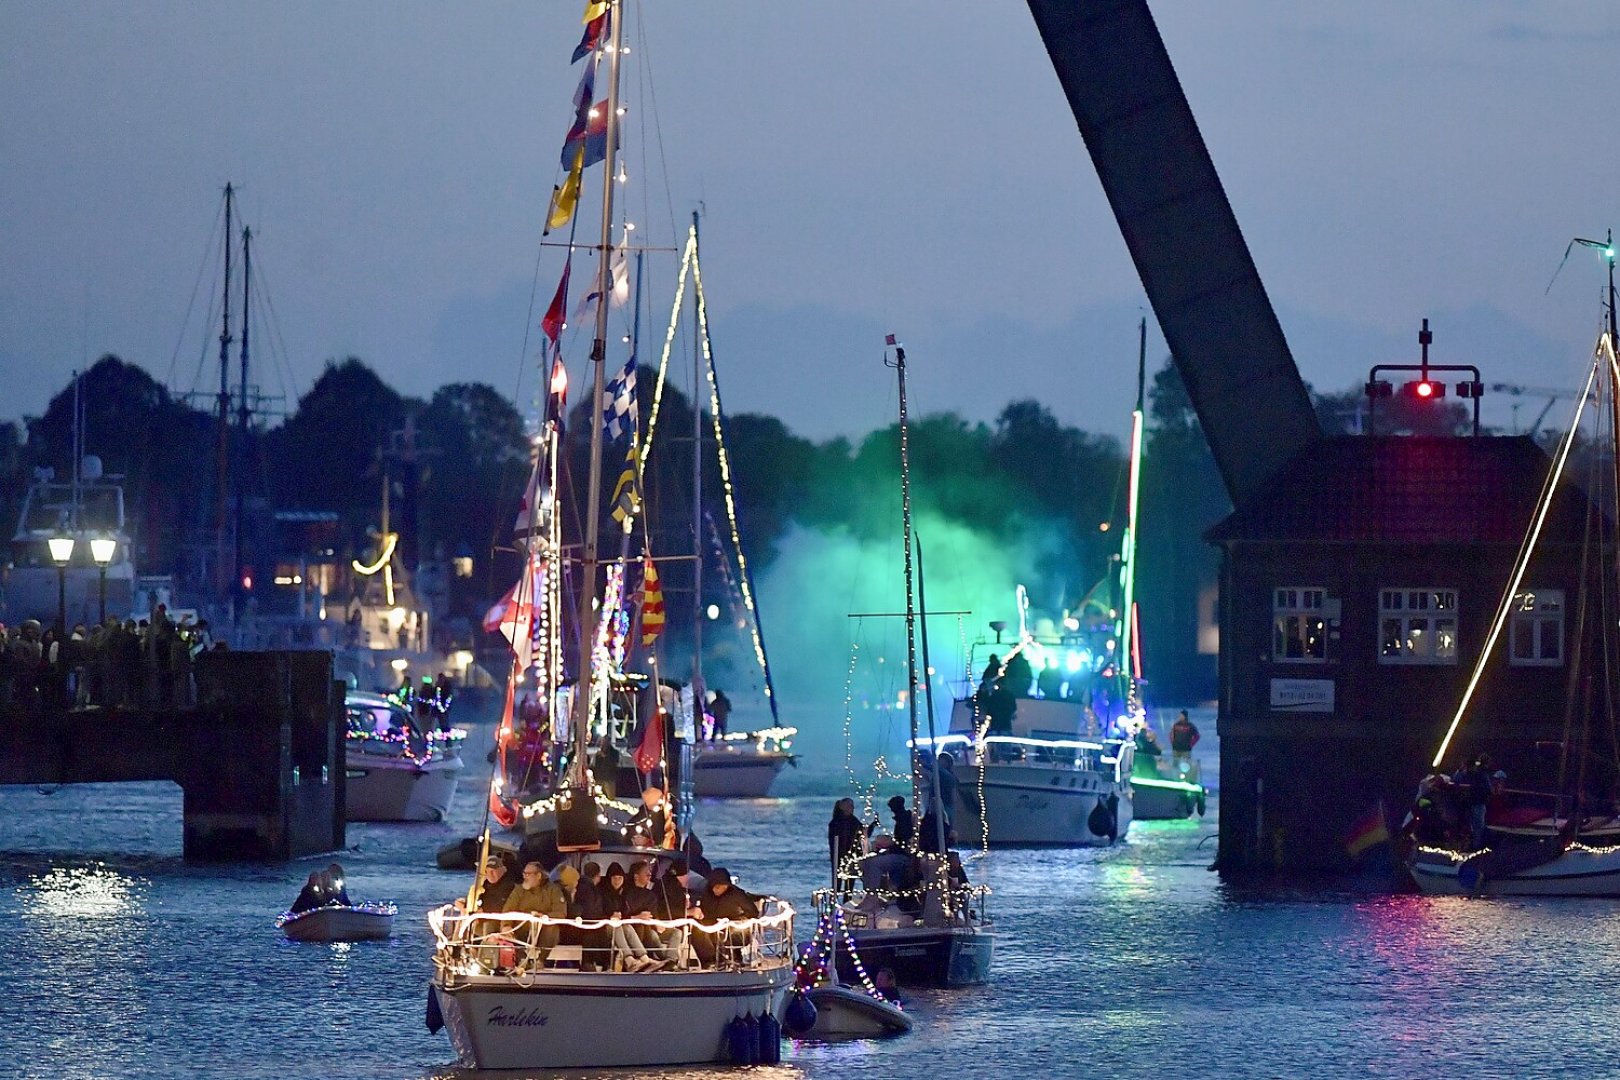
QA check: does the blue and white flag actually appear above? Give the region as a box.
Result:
[602,356,637,441]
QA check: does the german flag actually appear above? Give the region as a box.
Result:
[1344,802,1390,858]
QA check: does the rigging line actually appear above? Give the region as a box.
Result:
[1433,343,1605,768]
[167,197,227,389]
[247,252,302,405]
[632,0,680,249]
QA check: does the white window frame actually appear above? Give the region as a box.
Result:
[1509,588,1564,667]
[1273,586,1329,663]
[1379,587,1458,666]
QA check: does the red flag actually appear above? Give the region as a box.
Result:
[490,676,519,827]
[633,704,664,773]
[546,346,568,425]
[572,9,608,63]
[542,258,571,343]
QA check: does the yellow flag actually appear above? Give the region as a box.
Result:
[546,148,584,233]
[610,443,641,523]
[582,1,608,22]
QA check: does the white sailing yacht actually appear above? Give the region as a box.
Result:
[429,5,795,1067]
[823,337,994,988]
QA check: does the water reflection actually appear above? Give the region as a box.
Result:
[21,864,142,920]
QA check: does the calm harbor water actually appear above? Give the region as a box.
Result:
[4,715,1619,1079]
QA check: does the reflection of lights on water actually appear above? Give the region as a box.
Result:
[24,866,139,919]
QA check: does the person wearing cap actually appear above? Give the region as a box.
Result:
[476,855,515,912]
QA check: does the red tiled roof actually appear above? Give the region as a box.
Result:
[1206,435,1583,545]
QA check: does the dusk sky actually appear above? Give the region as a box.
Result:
[5,2,1620,445]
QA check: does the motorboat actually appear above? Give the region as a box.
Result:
[345,691,464,822]
[932,697,1133,847]
[1131,754,1207,820]
[278,901,398,942]
[691,728,797,797]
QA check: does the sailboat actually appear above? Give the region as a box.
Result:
[428,5,795,1068]
[821,336,994,988]
[621,214,796,800]
[1408,239,1620,897]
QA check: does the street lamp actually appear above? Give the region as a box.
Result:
[48,536,75,635]
[90,537,117,624]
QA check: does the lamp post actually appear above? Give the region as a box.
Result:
[48,536,75,636]
[91,537,117,624]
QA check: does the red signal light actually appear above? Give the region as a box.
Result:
[1401,379,1446,400]
[1416,381,1434,398]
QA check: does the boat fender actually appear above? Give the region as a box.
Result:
[1457,863,1484,893]
[727,1015,758,1064]
[1088,797,1115,839]
[758,1010,782,1063]
[783,989,818,1036]
[425,986,444,1035]
[1195,791,1207,817]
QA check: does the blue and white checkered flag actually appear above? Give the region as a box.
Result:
[602,356,637,441]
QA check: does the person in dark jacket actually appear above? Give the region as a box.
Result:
[601,862,628,918]
[576,863,610,971]
[475,856,516,912]
[1170,710,1201,766]
[827,798,864,890]
[613,860,666,970]
[692,867,759,967]
[887,795,915,847]
[289,871,325,914]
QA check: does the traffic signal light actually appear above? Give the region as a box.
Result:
[1402,379,1445,400]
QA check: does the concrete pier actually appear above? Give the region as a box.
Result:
[0,650,345,860]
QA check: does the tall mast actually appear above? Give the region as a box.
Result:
[1118,318,1147,712]
[234,224,252,607]
[215,183,235,600]
[570,0,626,779]
[889,337,926,813]
[914,533,947,853]
[691,209,704,703]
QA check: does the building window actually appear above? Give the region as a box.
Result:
[1509,589,1563,667]
[1379,588,1457,665]
[1274,587,1329,662]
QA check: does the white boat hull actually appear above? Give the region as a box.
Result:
[279,906,396,942]
[1410,844,1620,897]
[956,763,1132,846]
[346,751,461,822]
[804,984,912,1037]
[692,746,792,798]
[433,965,794,1070]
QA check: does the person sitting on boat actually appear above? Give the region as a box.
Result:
[575,863,611,971]
[863,833,917,896]
[613,860,674,971]
[1133,725,1164,776]
[324,863,352,906]
[873,967,903,1005]
[1170,710,1200,768]
[653,858,692,965]
[502,861,568,969]
[691,867,759,969]
[475,855,516,912]
[289,871,325,915]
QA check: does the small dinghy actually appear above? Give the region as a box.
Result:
[277,902,398,942]
[804,984,912,1038]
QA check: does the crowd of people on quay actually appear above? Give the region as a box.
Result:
[451,850,765,975]
[0,605,220,712]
